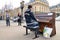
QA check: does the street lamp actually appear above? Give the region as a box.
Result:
[35,7,36,14]
[56,5,59,17]
[20,1,24,21]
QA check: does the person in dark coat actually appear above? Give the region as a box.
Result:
[18,13,22,26]
[6,11,10,26]
[24,5,39,31]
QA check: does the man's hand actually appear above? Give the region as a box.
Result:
[25,13,30,15]
[36,19,39,21]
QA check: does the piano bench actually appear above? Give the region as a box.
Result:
[23,26,39,39]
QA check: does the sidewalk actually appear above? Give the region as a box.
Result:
[0,20,60,40]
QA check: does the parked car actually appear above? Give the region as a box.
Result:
[55,16,60,21]
[12,17,19,22]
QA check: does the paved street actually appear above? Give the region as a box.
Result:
[0,20,60,40]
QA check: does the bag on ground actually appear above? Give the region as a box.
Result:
[43,27,53,38]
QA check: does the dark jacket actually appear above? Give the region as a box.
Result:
[6,14,10,21]
[25,9,37,23]
[24,9,39,29]
[18,15,22,22]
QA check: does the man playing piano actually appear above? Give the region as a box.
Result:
[24,5,40,38]
[24,5,39,30]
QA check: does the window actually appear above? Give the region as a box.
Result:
[30,0,35,2]
[36,6,40,11]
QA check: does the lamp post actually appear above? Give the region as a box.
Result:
[20,1,24,21]
[56,5,59,17]
[35,7,36,14]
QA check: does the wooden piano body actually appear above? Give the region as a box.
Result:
[34,13,56,37]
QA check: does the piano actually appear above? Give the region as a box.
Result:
[34,12,56,37]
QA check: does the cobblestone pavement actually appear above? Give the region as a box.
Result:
[0,20,60,40]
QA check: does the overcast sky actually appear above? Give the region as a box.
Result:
[0,0,60,9]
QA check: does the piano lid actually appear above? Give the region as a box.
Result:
[34,13,53,22]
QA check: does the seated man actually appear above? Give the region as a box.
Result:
[25,5,39,30]
[24,5,39,38]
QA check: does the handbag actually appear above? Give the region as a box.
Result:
[43,27,53,38]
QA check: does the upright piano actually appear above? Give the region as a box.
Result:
[34,12,56,37]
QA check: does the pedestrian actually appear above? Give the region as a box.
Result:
[6,11,10,26]
[17,13,22,26]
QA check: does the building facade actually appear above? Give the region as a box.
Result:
[15,0,50,16]
[24,0,50,14]
[50,4,60,17]
[1,0,50,19]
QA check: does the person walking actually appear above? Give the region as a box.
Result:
[6,11,10,26]
[17,13,22,26]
